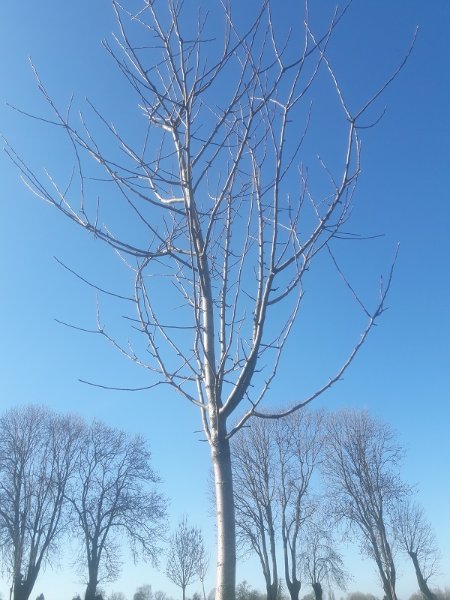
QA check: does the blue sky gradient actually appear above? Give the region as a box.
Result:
[1,1,449,599]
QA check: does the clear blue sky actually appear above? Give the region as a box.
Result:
[0,1,449,599]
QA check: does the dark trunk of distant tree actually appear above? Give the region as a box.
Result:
[13,565,40,600]
[85,562,99,600]
[286,579,301,600]
[13,583,31,600]
[409,552,438,600]
[312,582,323,600]
[381,577,397,600]
[13,580,30,600]
[368,536,397,600]
[266,581,278,600]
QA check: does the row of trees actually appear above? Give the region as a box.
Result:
[84,586,450,600]
[0,406,165,600]
[0,404,441,600]
[105,585,450,600]
[232,409,440,600]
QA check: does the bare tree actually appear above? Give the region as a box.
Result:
[233,411,323,600]
[67,420,165,600]
[154,593,173,600]
[166,516,206,600]
[197,550,209,600]
[346,593,379,600]
[394,500,439,600]
[233,419,279,600]
[235,582,265,600]
[0,406,82,600]
[7,1,414,598]
[323,411,407,600]
[108,594,127,600]
[299,517,347,600]
[276,412,324,600]
[133,586,153,600]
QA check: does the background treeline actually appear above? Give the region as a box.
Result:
[75,587,450,600]
[0,406,444,600]
[0,406,166,600]
[231,410,441,600]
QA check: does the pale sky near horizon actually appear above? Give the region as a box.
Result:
[0,1,449,599]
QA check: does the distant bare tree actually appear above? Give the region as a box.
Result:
[235,581,265,600]
[432,590,450,600]
[233,419,279,600]
[197,550,209,600]
[108,593,127,600]
[0,406,81,600]
[276,412,324,600]
[7,1,415,598]
[153,593,172,600]
[166,516,206,600]
[67,421,165,600]
[394,500,439,600]
[299,517,347,600]
[346,593,379,600]
[323,411,407,600]
[133,585,153,600]
[233,411,323,600]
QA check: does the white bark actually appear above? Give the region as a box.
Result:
[213,438,236,600]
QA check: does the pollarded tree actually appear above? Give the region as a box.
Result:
[323,410,407,600]
[299,517,347,600]
[166,517,206,600]
[233,411,324,600]
[0,406,82,600]
[394,500,439,600]
[8,1,414,598]
[276,411,325,600]
[67,420,166,600]
[233,419,279,600]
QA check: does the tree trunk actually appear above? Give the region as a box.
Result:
[266,581,278,600]
[283,531,301,600]
[312,582,323,600]
[13,580,32,600]
[13,567,40,600]
[268,512,278,600]
[381,528,397,600]
[212,436,236,600]
[13,584,30,600]
[182,584,186,600]
[372,538,397,600]
[85,563,99,600]
[409,552,438,600]
[381,577,397,600]
[286,579,301,600]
